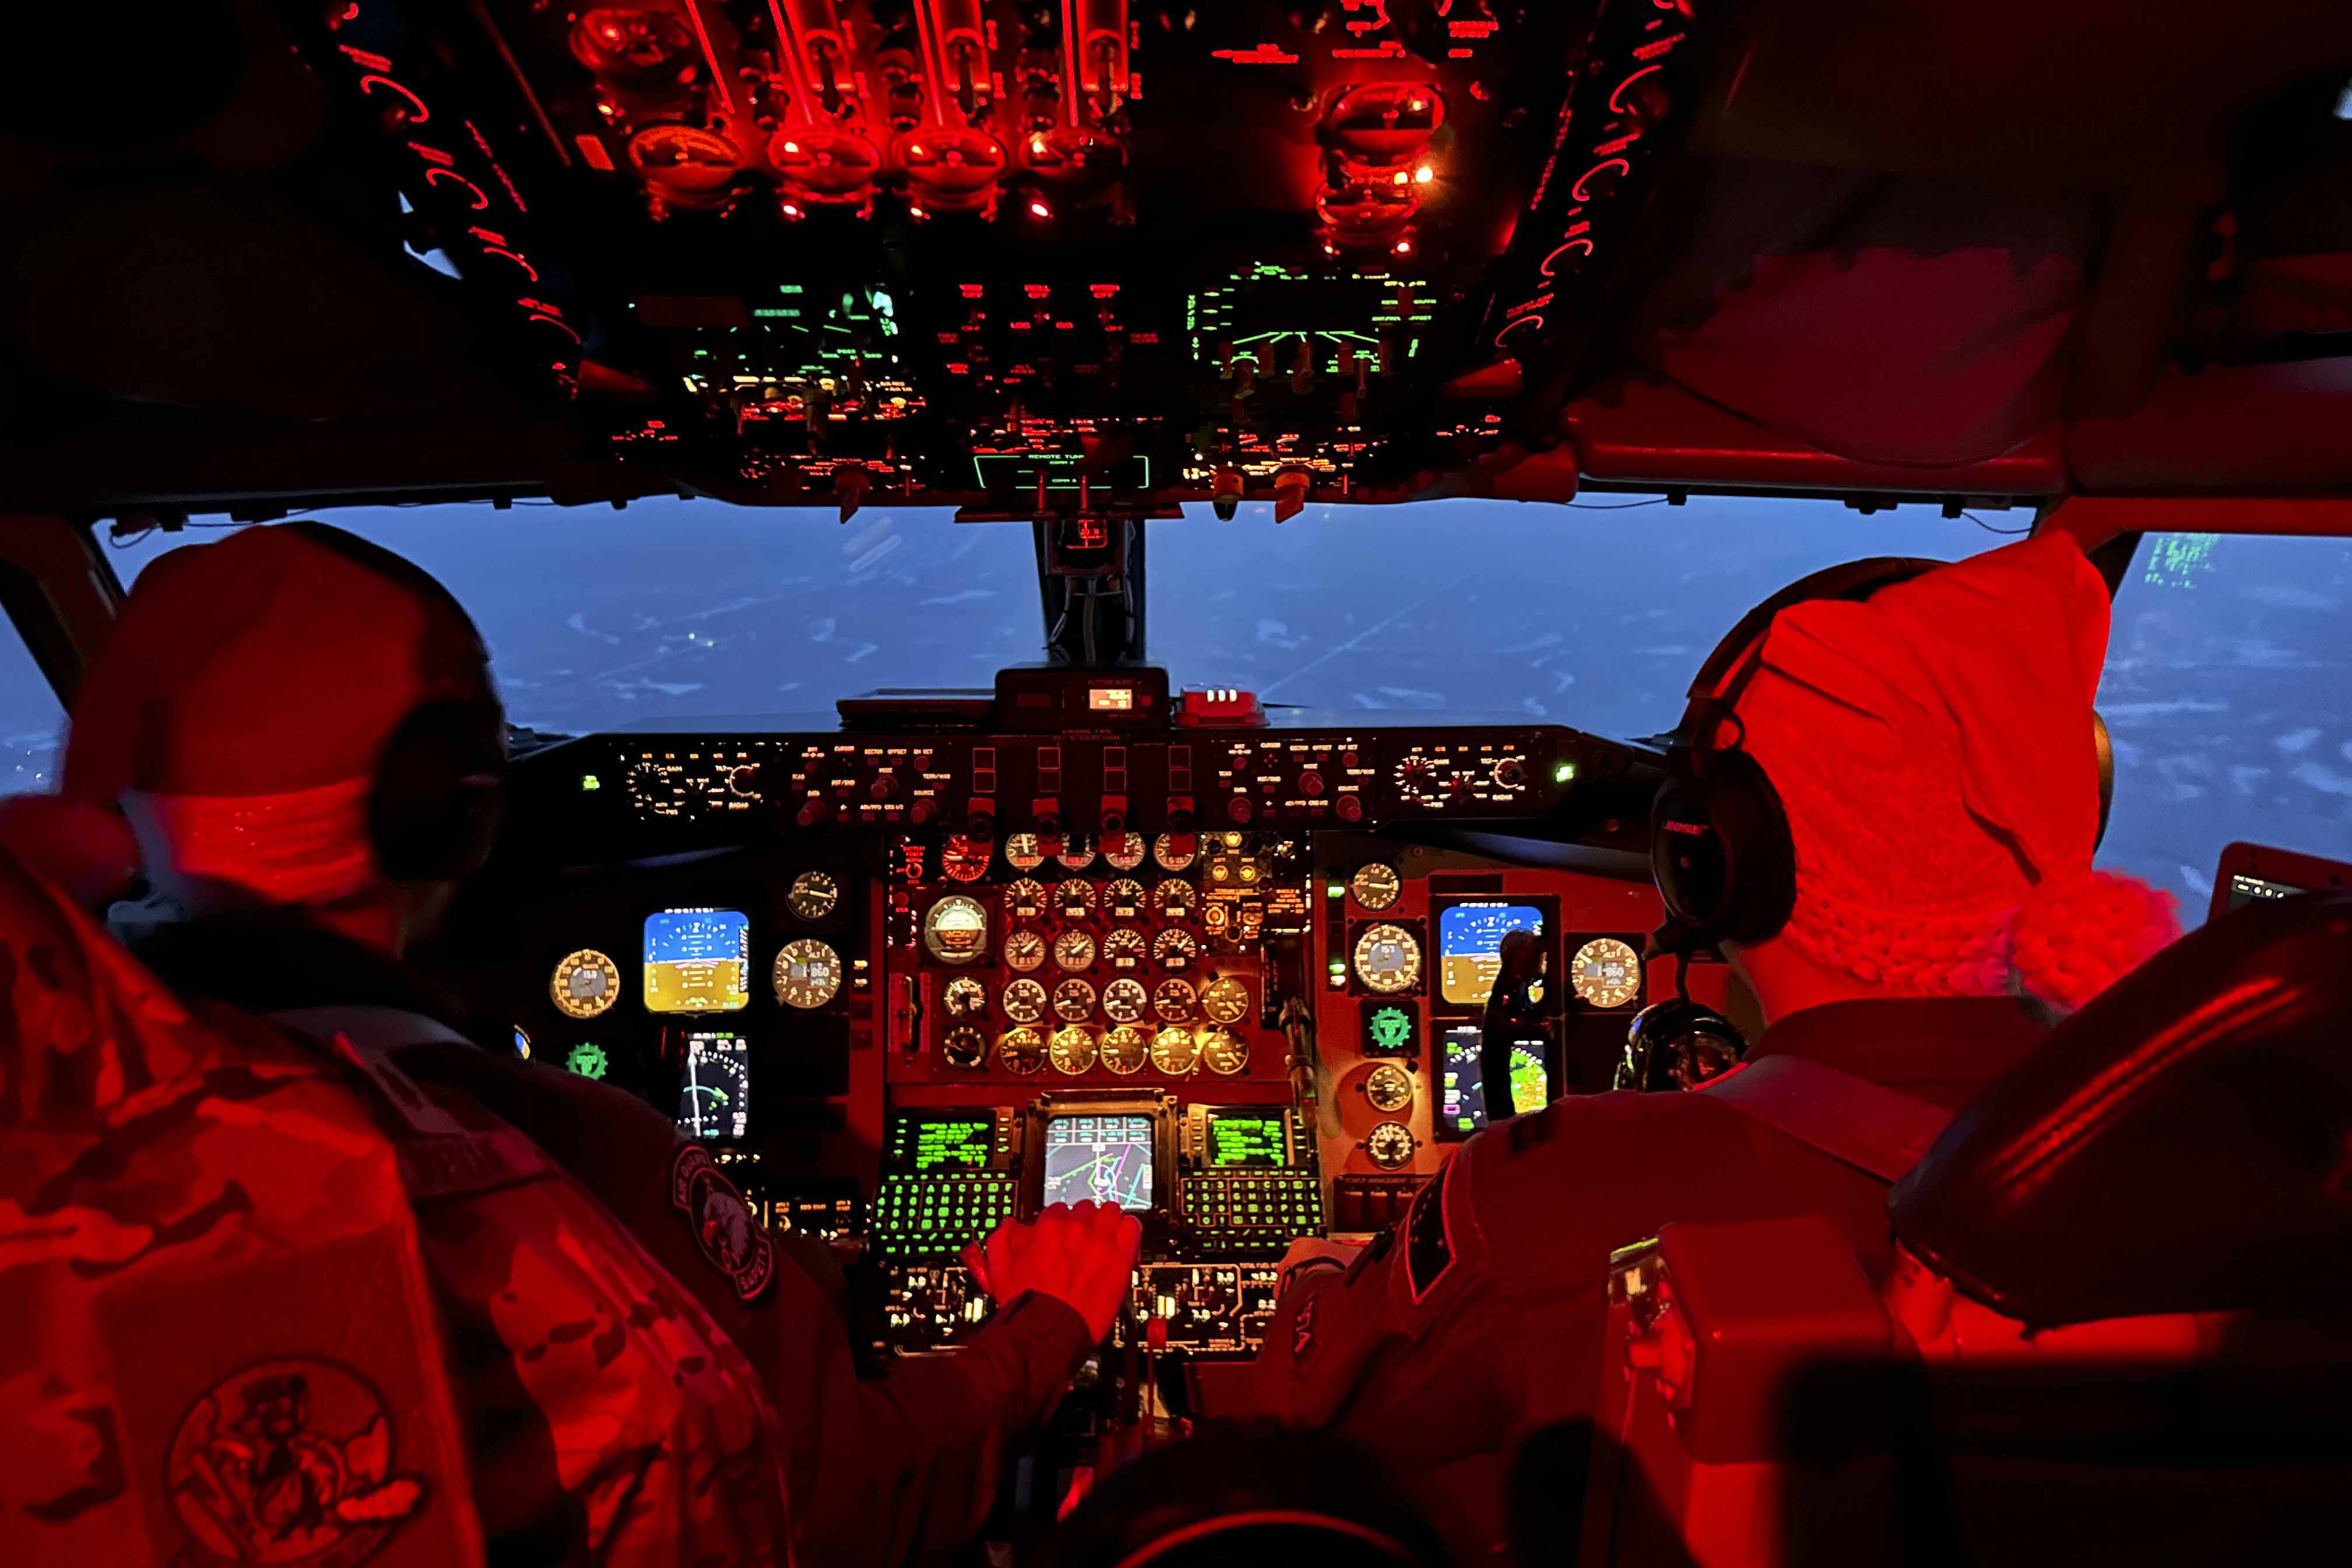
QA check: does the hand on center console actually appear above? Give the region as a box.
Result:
[963,1201,1143,1340]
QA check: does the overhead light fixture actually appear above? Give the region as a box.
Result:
[1028,199,1052,219]
[1413,164,1434,184]
[2336,76,2352,120]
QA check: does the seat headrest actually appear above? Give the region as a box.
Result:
[1891,891,2352,1326]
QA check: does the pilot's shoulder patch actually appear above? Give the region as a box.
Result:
[1404,1159,1457,1304]
[670,1145,776,1304]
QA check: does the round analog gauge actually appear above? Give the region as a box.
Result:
[550,949,620,1020]
[1198,1027,1249,1076]
[1052,929,1097,971]
[1100,928,1148,970]
[1101,1024,1150,1074]
[1055,836,1098,872]
[772,939,842,1009]
[1153,928,1199,971]
[1105,877,1146,917]
[1153,832,1198,873]
[1571,938,1643,1010]
[1200,976,1251,1026]
[923,896,989,965]
[1001,978,1048,1023]
[1353,923,1423,994]
[786,870,840,921]
[1004,833,1046,872]
[999,1027,1046,1075]
[1153,978,1198,1023]
[1154,880,1198,921]
[941,1026,986,1069]
[940,836,992,883]
[1366,1121,1419,1169]
[1004,878,1049,920]
[1104,832,1149,872]
[1002,929,1048,972]
[1052,977,1097,1023]
[942,975,988,1019]
[1350,863,1402,912]
[1365,1062,1415,1113]
[1054,880,1097,919]
[1049,1026,1098,1074]
[1150,1025,1200,1075]
[1101,977,1148,1023]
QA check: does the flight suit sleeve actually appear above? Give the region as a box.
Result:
[1251,1138,1519,1454]
[393,1045,1097,1567]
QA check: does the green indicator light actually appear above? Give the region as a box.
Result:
[1553,762,1576,783]
[580,774,601,792]
[1326,883,1345,899]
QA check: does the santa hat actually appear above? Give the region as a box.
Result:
[1732,530,2177,1012]
[51,523,496,908]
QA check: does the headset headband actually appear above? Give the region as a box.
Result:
[1675,556,1945,750]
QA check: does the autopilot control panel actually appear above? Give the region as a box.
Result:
[466,680,1692,1363]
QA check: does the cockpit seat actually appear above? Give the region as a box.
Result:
[1041,1427,1452,1568]
[1572,892,2352,1567]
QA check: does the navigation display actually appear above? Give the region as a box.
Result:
[677,1030,750,1141]
[1041,1114,1156,1211]
[1438,902,1545,1006]
[644,908,751,1013]
[1206,1111,1287,1168]
[901,1114,997,1172]
[1438,1024,1548,1139]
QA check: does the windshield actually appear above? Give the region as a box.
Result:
[79,498,2352,925]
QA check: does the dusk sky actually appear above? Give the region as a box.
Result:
[2,495,2339,925]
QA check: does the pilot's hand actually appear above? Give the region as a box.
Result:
[963,1201,1142,1340]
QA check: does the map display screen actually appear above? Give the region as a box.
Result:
[1041,1114,1156,1211]
[676,1031,750,1141]
[1206,1111,1287,1168]
[901,1114,996,1172]
[644,908,751,1013]
[1438,1024,1547,1139]
[1437,902,1545,1005]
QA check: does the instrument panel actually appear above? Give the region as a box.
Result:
[470,707,1674,1360]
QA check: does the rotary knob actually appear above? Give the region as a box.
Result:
[1226,794,1255,824]
[1334,793,1364,824]
[909,798,938,825]
[797,797,834,827]
[1297,768,1326,798]
[870,774,902,802]
[1493,758,1527,790]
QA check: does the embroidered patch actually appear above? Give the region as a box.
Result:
[671,1144,777,1303]
[165,1357,425,1566]
[1290,1292,1319,1360]
[1404,1161,1457,1304]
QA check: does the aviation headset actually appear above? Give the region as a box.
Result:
[284,522,510,885]
[1615,998,1749,1092]
[1650,555,2116,954]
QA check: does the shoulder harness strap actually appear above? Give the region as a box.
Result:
[1699,1053,1952,1183]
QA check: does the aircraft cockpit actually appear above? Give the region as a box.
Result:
[8,1,2352,1563]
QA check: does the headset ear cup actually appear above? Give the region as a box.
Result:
[1651,750,1798,947]
[369,700,509,883]
[2092,709,2115,851]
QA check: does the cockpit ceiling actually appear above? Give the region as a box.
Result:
[5,0,2352,515]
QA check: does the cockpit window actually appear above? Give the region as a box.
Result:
[0,612,62,796]
[2098,530,2352,925]
[71,502,2350,925]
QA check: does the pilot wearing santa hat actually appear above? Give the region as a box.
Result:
[1251,521,2179,1562]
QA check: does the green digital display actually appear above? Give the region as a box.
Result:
[909,1115,995,1172]
[1206,1112,1286,1168]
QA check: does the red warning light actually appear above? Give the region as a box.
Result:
[1028,200,1052,219]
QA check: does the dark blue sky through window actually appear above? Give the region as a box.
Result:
[15,495,2338,925]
